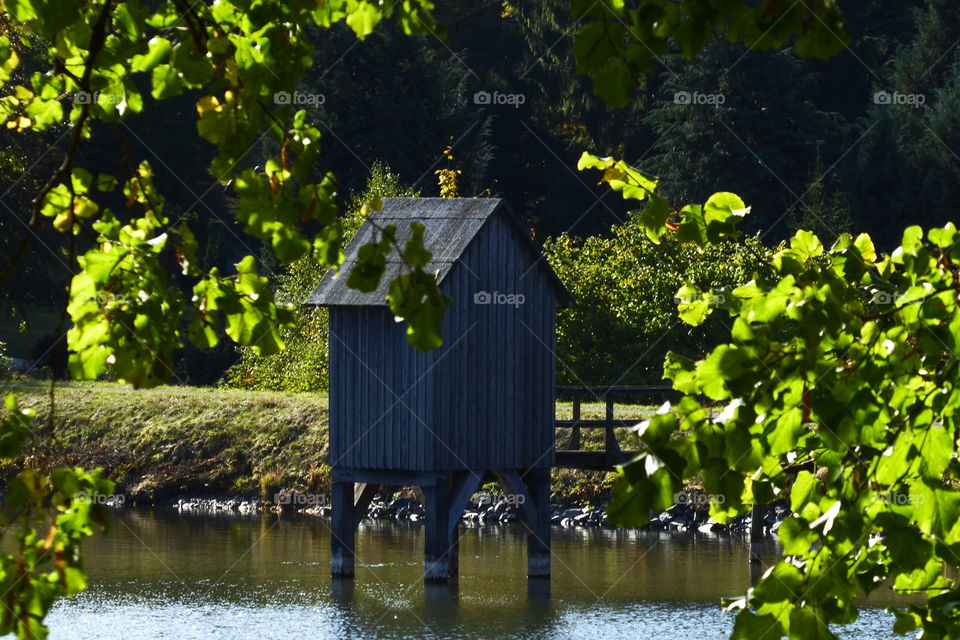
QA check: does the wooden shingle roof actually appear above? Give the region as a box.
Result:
[305,197,572,307]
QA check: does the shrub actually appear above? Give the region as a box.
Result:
[544,213,774,385]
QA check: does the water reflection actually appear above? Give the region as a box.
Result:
[21,508,902,639]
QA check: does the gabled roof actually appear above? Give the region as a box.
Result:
[305,197,573,307]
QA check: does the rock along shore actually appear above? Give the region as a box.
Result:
[160,490,789,535]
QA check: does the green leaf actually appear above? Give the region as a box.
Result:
[754,561,804,603]
[402,222,432,268]
[676,204,707,246]
[345,2,382,39]
[788,606,835,640]
[695,345,745,400]
[676,284,713,327]
[96,174,118,192]
[25,97,62,129]
[592,58,633,109]
[731,610,783,640]
[636,195,671,243]
[911,482,960,543]
[150,64,184,100]
[131,37,172,72]
[790,230,825,260]
[779,516,818,556]
[576,151,614,171]
[853,233,876,263]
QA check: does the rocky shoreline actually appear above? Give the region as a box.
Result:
[161,491,790,535]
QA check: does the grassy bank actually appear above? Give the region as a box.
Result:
[6,383,655,504]
[12,383,330,501]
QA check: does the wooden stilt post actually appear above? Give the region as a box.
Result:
[525,468,551,579]
[445,471,481,580]
[331,481,356,577]
[423,480,452,582]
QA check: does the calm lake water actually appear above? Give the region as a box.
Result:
[33,509,899,639]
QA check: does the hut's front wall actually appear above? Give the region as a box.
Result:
[328,307,436,470]
[328,212,559,473]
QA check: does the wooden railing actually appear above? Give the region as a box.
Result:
[554,385,680,470]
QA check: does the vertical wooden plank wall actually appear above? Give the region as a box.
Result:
[328,310,341,467]
[329,206,560,474]
[431,213,556,472]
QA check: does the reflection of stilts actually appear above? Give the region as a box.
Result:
[749,504,764,585]
[527,573,551,602]
[330,576,355,607]
[330,469,552,582]
[423,581,459,626]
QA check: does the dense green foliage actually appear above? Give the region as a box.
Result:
[222,254,329,393]
[544,217,772,385]
[0,0,458,393]
[580,154,960,639]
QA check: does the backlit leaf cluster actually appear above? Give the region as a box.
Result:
[585,155,960,639]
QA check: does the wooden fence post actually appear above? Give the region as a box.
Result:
[604,393,617,465]
[750,504,764,585]
[569,394,581,450]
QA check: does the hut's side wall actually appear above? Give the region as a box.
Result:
[329,307,435,471]
[432,214,557,471]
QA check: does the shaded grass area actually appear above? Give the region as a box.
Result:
[8,383,660,505]
[12,383,331,501]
